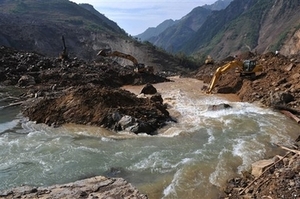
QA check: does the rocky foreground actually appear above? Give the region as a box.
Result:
[1,46,300,198]
[0,176,147,199]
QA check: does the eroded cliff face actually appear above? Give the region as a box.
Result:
[281,29,300,55]
[256,0,300,55]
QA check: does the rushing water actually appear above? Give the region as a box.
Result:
[0,82,299,199]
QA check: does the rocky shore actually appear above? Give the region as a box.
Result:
[0,176,148,199]
[195,52,300,198]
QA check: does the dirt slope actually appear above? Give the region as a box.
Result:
[194,51,300,199]
[195,52,300,108]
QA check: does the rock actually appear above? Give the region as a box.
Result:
[207,103,232,111]
[0,176,148,199]
[270,91,295,105]
[117,115,135,130]
[280,92,295,104]
[291,73,300,80]
[251,159,274,177]
[141,83,157,94]
[276,77,287,86]
[150,94,163,104]
[17,75,36,87]
[284,63,295,71]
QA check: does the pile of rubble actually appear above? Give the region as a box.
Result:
[195,52,300,198]
[0,46,173,135]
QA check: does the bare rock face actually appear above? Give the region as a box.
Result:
[0,176,148,199]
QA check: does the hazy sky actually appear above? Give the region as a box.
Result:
[71,0,217,35]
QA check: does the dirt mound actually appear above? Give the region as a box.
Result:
[195,51,300,108]
[0,46,173,135]
[23,86,172,135]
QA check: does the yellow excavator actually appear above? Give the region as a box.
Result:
[206,59,263,94]
[97,49,154,74]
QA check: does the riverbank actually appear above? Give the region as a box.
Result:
[193,52,300,198]
[0,176,148,199]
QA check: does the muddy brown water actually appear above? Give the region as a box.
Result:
[0,77,299,199]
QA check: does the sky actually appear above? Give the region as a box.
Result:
[71,0,217,35]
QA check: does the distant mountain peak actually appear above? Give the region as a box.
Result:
[136,0,232,42]
[203,0,233,10]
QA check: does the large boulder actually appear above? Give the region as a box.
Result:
[141,83,157,94]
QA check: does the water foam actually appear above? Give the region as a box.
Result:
[162,169,182,198]
[0,120,19,134]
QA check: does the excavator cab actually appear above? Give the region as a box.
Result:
[243,60,256,72]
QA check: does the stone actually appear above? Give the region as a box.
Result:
[251,159,274,177]
[141,83,157,94]
[17,75,36,87]
[284,63,295,71]
[207,103,232,111]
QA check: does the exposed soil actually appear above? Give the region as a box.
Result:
[194,51,300,108]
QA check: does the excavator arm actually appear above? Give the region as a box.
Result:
[97,49,139,66]
[206,60,244,94]
[97,49,154,74]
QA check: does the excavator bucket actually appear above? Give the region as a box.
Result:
[97,49,107,56]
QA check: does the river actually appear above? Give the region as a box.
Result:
[0,77,299,199]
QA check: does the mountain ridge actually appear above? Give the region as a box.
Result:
[140,0,300,61]
[0,0,194,73]
[136,0,232,47]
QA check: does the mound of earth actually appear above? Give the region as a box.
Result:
[0,46,170,88]
[195,52,300,108]
[23,85,173,135]
[0,46,174,135]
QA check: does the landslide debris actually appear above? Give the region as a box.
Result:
[194,51,300,199]
[0,46,173,135]
[195,52,300,108]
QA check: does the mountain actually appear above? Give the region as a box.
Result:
[136,0,232,43]
[0,0,194,72]
[79,3,124,34]
[203,0,234,10]
[148,7,212,53]
[141,0,232,54]
[182,0,300,60]
[135,19,178,41]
